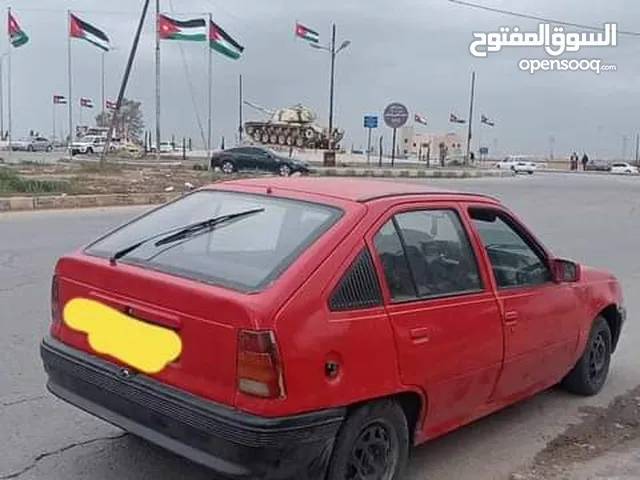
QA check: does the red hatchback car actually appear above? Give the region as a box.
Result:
[40,177,625,479]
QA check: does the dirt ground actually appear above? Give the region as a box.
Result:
[511,384,640,479]
[0,160,264,196]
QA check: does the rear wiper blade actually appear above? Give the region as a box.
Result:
[109,208,264,264]
[154,208,265,247]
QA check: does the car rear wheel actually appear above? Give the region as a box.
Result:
[279,164,292,176]
[326,400,409,480]
[561,315,612,396]
[221,160,235,174]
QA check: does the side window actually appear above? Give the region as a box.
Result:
[468,207,552,288]
[394,209,483,298]
[372,209,483,302]
[373,220,417,301]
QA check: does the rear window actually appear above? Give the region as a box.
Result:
[84,189,343,292]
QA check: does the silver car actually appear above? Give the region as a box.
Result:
[11,136,53,152]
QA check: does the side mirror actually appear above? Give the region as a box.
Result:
[552,258,580,283]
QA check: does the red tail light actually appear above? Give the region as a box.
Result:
[236,330,285,399]
[50,275,62,337]
[51,275,60,324]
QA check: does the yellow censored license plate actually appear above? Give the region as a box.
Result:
[63,298,182,374]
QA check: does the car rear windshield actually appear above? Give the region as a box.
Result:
[84,189,343,292]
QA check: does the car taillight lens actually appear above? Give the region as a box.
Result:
[236,330,284,399]
[51,275,60,324]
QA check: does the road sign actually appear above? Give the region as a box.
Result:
[364,115,378,129]
[479,147,489,155]
[383,102,409,129]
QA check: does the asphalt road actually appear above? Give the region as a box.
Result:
[2,172,640,480]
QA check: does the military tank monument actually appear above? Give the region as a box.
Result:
[243,101,345,149]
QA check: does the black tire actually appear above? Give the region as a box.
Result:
[279,164,292,176]
[326,399,409,480]
[561,315,612,396]
[221,160,235,174]
[86,147,93,154]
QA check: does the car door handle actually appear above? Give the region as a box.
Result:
[504,311,518,326]
[409,327,430,343]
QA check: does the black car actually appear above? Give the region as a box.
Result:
[210,146,310,176]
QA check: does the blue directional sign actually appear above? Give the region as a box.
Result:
[364,115,378,129]
[479,147,489,155]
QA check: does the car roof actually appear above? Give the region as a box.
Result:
[207,176,499,203]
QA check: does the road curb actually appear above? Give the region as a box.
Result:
[0,192,180,212]
[0,169,514,212]
[309,168,514,178]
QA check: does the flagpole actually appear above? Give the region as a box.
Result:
[7,7,12,154]
[0,56,4,139]
[238,73,243,144]
[154,0,160,160]
[67,10,73,158]
[101,50,105,120]
[52,101,55,140]
[207,13,212,155]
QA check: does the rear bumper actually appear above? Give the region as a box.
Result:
[40,336,346,479]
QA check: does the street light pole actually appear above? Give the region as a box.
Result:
[328,24,336,150]
[309,25,350,152]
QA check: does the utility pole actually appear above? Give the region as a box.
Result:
[549,135,555,160]
[101,0,152,167]
[622,134,628,160]
[635,133,639,166]
[465,70,476,166]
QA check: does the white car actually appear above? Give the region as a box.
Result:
[610,162,639,175]
[70,135,106,155]
[495,160,516,170]
[513,161,537,174]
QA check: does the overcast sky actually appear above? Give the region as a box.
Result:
[3,0,638,159]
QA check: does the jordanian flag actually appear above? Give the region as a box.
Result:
[295,22,319,43]
[209,20,244,59]
[69,13,110,51]
[158,14,206,41]
[80,97,94,108]
[8,11,28,48]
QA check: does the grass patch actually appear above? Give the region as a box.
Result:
[0,167,73,194]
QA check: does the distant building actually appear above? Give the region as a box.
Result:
[398,126,464,160]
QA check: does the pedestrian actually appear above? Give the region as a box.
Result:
[570,152,577,170]
[582,153,589,170]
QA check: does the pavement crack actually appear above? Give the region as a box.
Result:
[0,433,128,479]
[1,394,46,407]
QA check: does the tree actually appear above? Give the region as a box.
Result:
[95,98,145,142]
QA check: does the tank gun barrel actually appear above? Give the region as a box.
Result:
[243,100,275,116]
